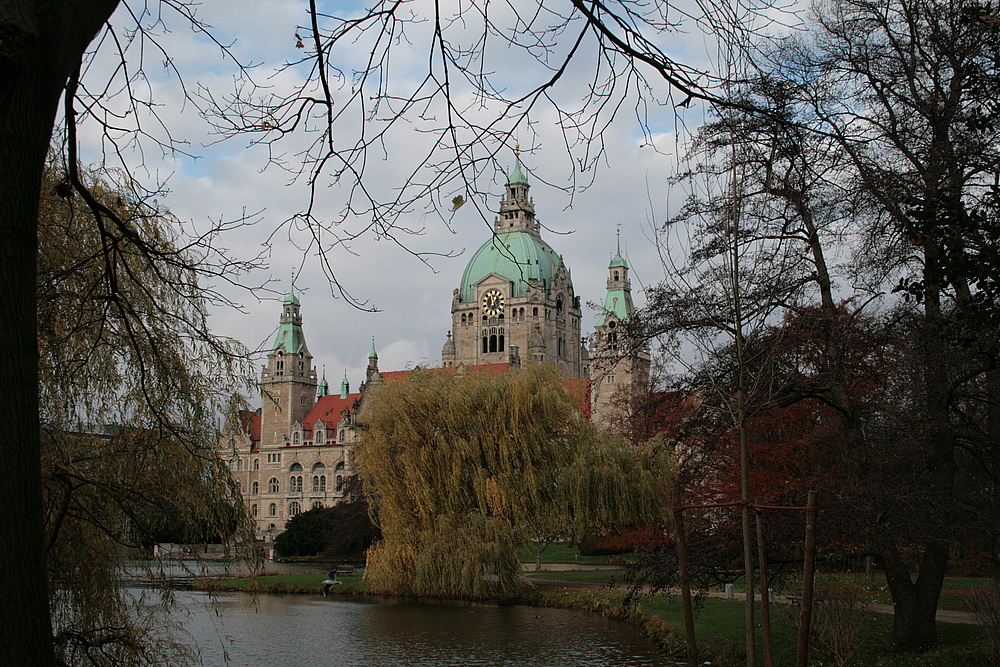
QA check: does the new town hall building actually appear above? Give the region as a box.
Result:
[221,156,649,542]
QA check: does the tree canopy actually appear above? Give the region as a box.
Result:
[354,364,671,599]
[37,154,256,664]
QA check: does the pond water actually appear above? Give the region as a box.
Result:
[153,590,672,666]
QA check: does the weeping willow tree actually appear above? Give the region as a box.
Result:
[37,153,259,664]
[355,364,670,599]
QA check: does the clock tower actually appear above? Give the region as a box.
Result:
[260,285,318,446]
[448,151,583,376]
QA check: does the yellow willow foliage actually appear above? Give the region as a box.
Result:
[355,364,673,599]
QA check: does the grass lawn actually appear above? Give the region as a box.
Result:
[536,585,987,666]
[516,543,621,564]
[525,569,624,584]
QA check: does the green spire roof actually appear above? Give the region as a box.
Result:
[598,289,634,325]
[340,371,349,399]
[507,150,527,185]
[272,320,308,354]
[284,273,300,305]
[458,231,566,302]
[610,226,628,268]
[369,337,378,359]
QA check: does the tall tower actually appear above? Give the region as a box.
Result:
[260,285,318,445]
[590,234,649,431]
[449,150,583,377]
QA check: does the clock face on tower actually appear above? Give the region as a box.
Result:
[481,289,505,316]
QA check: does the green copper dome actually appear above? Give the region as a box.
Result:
[459,231,565,302]
[610,252,629,269]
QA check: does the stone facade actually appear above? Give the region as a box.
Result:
[443,157,584,377]
[221,154,649,542]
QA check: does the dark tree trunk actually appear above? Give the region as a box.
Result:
[0,1,120,661]
[882,543,948,652]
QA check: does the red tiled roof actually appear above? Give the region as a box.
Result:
[380,362,511,383]
[238,409,261,442]
[303,393,361,433]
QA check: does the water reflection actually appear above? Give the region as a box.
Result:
[161,591,670,666]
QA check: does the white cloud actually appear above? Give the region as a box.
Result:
[72,0,782,407]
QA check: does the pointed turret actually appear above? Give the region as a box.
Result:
[318,367,329,397]
[340,370,350,399]
[365,337,383,388]
[590,230,649,432]
[598,227,635,327]
[495,145,539,235]
[260,282,318,446]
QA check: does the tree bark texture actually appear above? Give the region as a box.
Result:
[0,0,121,661]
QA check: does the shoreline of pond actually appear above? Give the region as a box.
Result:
[194,569,699,662]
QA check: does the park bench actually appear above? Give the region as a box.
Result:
[785,589,829,606]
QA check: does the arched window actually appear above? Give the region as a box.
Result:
[315,425,324,443]
[614,271,620,281]
[532,306,538,317]
[312,475,320,492]
[268,503,276,516]
[292,431,300,444]
[237,459,244,471]
[252,504,258,517]
[312,502,323,510]
[289,501,301,517]
[289,475,302,493]
[313,462,326,472]
[336,475,344,492]
[482,334,488,353]
[489,334,497,353]
[268,478,279,493]
[290,462,303,472]
[320,475,327,491]
[556,296,563,312]
[335,461,345,472]
[252,481,259,494]
[339,429,345,441]
[253,458,259,471]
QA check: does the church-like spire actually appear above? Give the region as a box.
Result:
[366,337,382,386]
[318,366,329,397]
[272,275,309,357]
[507,145,528,185]
[340,370,349,399]
[496,145,539,235]
[598,229,635,326]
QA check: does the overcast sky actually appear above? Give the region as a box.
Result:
[75,0,791,404]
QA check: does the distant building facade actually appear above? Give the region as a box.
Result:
[221,154,648,542]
